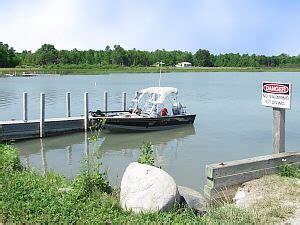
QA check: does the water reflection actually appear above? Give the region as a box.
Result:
[40,139,47,175]
[16,125,196,182]
[101,126,195,152]
[66,145,72,164]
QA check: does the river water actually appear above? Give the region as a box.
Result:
[0,72,299,191]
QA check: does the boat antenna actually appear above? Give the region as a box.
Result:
[158,61,164,87]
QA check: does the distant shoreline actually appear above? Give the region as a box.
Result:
[1,66,300,75]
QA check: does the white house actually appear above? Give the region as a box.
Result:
[175,62,192,68]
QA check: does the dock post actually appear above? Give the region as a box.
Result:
[40,93,45,138]
[84,92,89,131]
[23,92,28,121]
[273,108,285,153]
[122,92,126,111]
[66,92,71,117]
[104,91,108,113]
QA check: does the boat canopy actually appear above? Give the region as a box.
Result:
[139,87,178,104]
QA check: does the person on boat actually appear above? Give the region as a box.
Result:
[160,107,168,116]
[172,102,182,115]
[133,108,142,115]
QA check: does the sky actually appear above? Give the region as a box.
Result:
[0,0,300,55]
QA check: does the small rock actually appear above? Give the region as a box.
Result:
[178,186,207,215]
[233,188,245,206]
[120,162,179,213]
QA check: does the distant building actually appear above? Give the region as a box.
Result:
[175,62,192,68]
[153,62,165,67]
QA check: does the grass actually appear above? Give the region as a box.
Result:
[0,144,22,172]
[0,170,263,223]
[255,175,299,222]
[237,174,300,223]
[0,144,267,223]
[2,65,300,75]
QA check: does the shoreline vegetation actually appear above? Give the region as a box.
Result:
[1,144,299,223]
[0,144,260,223]
[2,42,300,75]
[2,65,300,75]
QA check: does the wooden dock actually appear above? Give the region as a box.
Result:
[0,117,85,141]
[0,91,129,141]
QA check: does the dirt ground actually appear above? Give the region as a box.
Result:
[233,175,300,223]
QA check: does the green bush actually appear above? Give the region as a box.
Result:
[71,155,110,199]
[72,170,110,199]
[138,142,155,166]
[279,163,300,178]
[0,144,22,172]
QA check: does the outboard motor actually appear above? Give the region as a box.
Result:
[89,110,105,117]
[172,102,183,115]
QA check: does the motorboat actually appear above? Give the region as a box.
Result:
[4,71,16,77]
[21,71,37,77]
[4,73,15,77]
[90,87,196,132]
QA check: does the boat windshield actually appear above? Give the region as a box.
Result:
[129,87,185,116]
[142,102,155,114]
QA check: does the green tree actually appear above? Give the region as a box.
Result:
[193,49,213,67]
[0,42,19,67]
[176,51,193,64]
[85,49,97,64]
[58,50,72,64]
[69,48,81,64]
[102,46,112,65]
[35,44,58,65]
[4,42,300,69]
[112,45,128,65]
[127,49,151,66]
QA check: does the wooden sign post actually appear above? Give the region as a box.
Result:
[261,81,291,154]
[272,108,285,153]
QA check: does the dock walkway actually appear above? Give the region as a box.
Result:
[0,117,85,141]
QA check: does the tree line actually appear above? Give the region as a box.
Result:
[1,42,300,68]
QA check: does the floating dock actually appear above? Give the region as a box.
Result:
[0,91,129,141]
[0,117,85,141]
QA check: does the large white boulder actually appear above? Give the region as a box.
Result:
[120,162,179,213]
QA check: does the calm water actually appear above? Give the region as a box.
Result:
[1,72,300,191]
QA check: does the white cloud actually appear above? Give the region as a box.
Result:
[0,0,300,55]
[0,0,83,51]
